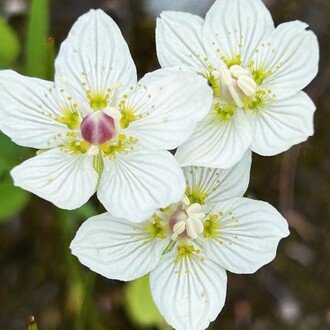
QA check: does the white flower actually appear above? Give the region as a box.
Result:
[70,151,289,330]
[0,9,212,222]
[156,0,319,168]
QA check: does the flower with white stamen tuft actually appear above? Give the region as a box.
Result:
[156,0,319,169]
[70,151,290,330]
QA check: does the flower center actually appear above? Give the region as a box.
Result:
[212,64,257,108]
[169,196,205,241]
[80,110,116,145]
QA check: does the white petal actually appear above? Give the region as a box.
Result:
[97,147,185,223]
[182,194,190,206]
[0,70,73,149]
[175,109,252,169]
[55,9,137,107]
[252,21,319,98]
[124,69,212,150]
[156,11,208,73]
[251,92,315,156]
[183,150,252,210]
[203,0,274,67]
[150,243,227,330]
[70,212,170,281]
[202,197,289,274]
[11,148,97,209]
[104,106,122,120]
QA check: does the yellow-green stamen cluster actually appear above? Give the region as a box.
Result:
[221,54,241,68]
[206,67,221,97]
[100,134,137,159]
[174,244,201,265]
[61,136,89,155]
[87,90,111,110]
[203,213,221,238]
[118,97,141,129]
[120,108,137,129]
[185,186,208,205]
[147,214,167,239]
[251,69,271,86]
[212,102,235,122]
[248,61,272,86]
[55,106,80,130]
[243,90,271,111]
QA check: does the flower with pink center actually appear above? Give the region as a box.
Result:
[0,9,212,222]
[70,151,289,330]
[80,111,116,145]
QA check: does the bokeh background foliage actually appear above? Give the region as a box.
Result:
[0,0,329,329]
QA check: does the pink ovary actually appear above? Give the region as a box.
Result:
[81,111,116,145]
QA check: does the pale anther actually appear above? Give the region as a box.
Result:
[237,76,257,97]
[230,65,250,78]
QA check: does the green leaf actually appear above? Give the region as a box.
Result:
[0,135,32,222]
[0,16,21,67]
[0,133,32,175]
[26,0,50,78]
[45,36,56,80]
[0,177,30,222]
[125,275,167,328]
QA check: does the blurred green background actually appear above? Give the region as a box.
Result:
[0,0,329,329]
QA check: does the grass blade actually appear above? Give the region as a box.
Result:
[25,0,50,78]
